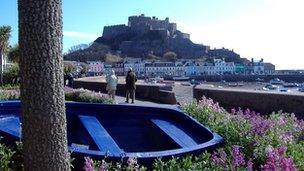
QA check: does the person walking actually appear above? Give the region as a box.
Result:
[125,67,137,103]
[106,69,118,102]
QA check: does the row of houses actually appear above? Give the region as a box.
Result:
[68,58,276,77]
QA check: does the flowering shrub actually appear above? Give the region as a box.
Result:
[261,146,297,170]
[83,96,303,170]
[64,87,113,104]
[0,89,20,100]
[182,96,304,170]
[83,157,147,171]
[0,87,113,104]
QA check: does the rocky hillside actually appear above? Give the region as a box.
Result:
[64,15,245,63]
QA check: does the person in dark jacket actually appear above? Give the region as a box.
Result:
[125,67,137,103]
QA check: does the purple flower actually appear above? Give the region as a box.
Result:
[281,158,298,171]
[83,157,95,171]
[99,160,107,171]
[232,145,246,168]
[247,159,253,171]
[261,146,298,171]
[211,149,228,168]
[198,96,225,113]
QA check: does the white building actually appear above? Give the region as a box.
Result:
[124,61,145,75]
[87,61,104,75]
[201,59,235,75]
[174,62,184,76]
[195,62,205,75]
[201,62,214,75]
[145,62,177,77]
[214,59,235,75]
[246,58,265,75]
[113,62,124,76]
[184,62,197,76]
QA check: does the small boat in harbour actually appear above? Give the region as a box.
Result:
[172,76,190,81]
[0,101,223,167]
[270,78,284,85]
[264,84,278,90]
[283,83,299,88]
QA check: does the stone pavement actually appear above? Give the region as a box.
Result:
[113,95,179,109]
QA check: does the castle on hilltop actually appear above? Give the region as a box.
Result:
[91,14,208,58]
[102,14,190,40]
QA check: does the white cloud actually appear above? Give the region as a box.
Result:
[178,0,304,69]
[63,31,99,40]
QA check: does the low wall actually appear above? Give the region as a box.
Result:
[194,87,304,119]
[73,80,177,104]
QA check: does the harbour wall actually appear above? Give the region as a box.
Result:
[193,87,304,119]
[73,80,177,104]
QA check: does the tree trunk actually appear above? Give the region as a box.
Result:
[18,0,70,170]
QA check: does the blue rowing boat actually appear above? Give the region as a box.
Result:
[0,101,223,166]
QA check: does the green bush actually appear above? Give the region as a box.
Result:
[0,138,15,171]
[3,63,19,85]
[0,84,19,90]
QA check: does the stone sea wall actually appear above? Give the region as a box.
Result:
[73,80,177,104]
[193,87,304,119]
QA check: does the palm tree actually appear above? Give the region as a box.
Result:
[0,25,12,85]
[18,0,70,170]
[8,44,20,63]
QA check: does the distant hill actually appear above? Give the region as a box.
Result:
[64,14,245,64]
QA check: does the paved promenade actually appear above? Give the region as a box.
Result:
[112,95,178,109]
[76,76,196,105]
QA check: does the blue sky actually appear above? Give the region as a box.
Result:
[1,0,304,69]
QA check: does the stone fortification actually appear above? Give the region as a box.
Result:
[102,24,130,39]
[102,14,181,40]
[94,14,207,58]
[128,14,177,36]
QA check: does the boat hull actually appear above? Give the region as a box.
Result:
[0,101,223,166]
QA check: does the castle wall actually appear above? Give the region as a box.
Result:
[169,23,177,35]
[102,24,130,39]
[150,18,170,31]
[128,16,151,34]
[128,15,176,35]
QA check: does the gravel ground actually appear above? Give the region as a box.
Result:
[173,82,195,104]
